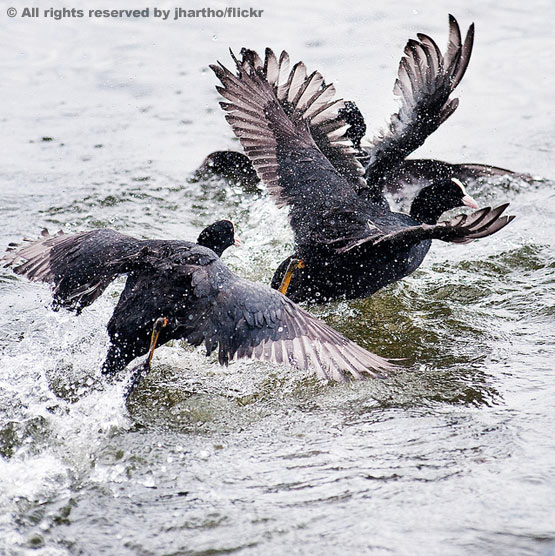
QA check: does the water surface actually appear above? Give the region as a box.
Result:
[1,1,554,555]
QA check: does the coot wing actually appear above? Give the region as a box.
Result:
[369,159,533,210]
[224,48,367,191]
[211,49,373,247]
[337,204,514,253]
[3,229,144,313]
[364,15,474,185]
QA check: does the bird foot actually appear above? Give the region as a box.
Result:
[124,317,168,400]
[278,258,305,296]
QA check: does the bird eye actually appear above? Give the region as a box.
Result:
[451,177,467,196]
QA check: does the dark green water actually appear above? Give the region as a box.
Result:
[1,1,554,555]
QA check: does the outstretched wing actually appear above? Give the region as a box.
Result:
[337,204,514,253]
[211,48,370,246]
[189,264,393,381]
[237,48,367,189]
[3,229,144,313]
[372,159,532,210]
[364,15,474,185]
[109,256,393,382]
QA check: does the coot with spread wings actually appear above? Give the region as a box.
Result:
[4,221,393,395]
[211,42,515,303]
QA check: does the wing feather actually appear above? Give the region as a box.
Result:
[337,204,515,252]
[365,15,475,187]
[3,229,145,313]
[181,264,394,380]
[212,48,370,245]
[213,47,366,198]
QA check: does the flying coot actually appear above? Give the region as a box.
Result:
[4,221,393,396]
[211,46,515,303]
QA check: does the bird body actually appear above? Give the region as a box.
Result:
[272,212,432,303]
[212,45,514,304]
[4,222,393,386]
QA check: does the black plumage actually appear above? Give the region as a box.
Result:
[198,16,528,193]
[361,13,476,200]
[192,150,260,189]
[3,221,393,385]
[211,45,515,303]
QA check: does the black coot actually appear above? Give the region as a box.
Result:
[211,45,515,303]
[4,221,393,396]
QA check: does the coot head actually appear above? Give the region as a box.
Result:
[338,101,367,150]
[410,178,479,225]
[197,220,240,257]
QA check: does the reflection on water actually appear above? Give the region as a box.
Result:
[1,1,555,555]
